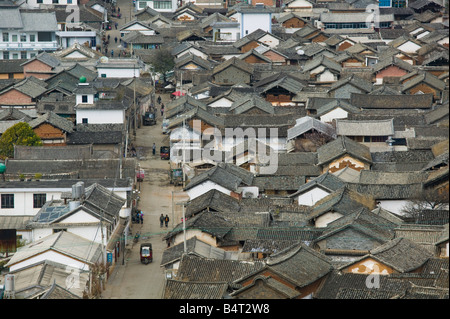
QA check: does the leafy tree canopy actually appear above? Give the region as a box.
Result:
[149,48,175,82]
[0,122,42,158]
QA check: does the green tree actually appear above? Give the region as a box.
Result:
[149,48,175,83]
[0,122,42,158]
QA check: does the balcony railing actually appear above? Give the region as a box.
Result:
[0,42,59,50]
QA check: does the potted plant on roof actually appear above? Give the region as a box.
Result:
[34,173,42,181]
[19,173,25,181]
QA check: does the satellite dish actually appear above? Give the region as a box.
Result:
[297,49,304,55]
[100,56,109,63]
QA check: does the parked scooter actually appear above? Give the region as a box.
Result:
[133,231,140,243]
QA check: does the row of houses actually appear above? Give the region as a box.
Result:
[151,1,449,299]
[0,0,448,299]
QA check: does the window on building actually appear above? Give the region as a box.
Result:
[2,33,8,42]
[138,1,147,9]
[52,0,59,3]
[372,136,388,143]
[37,0,43,3]
[33,194,47,208]
[392,0,407,7]
[82,118,88,124]
[21,51,27,59]
[12,35,18,42]
[20,34,27,42]
[38,32,52,42]
[82,95,88,103]
[379,0,391,6]
[153,1,172,9]
[3,51,9,59]
[12,53,19,59]
[1,194,14,209]
[29,34,36,42]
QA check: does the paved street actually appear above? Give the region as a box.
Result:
[103,0,137,58]
[102,93,188,299]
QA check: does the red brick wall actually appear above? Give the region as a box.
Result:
[338,42,353,51]
[34,123,65,142]
[253,0,274,6]
[0,89,32,105]
[282,17,306,28]
[241,41,261,53]
[23,60,53,78]
[243,55,267,64]
[263,50,286,64]
[376,65,408,81]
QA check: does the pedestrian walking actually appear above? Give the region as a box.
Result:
[159,214,164,228]
[114,36,118,44]
[111,50,114,57]
[105,48,108,55]
[115,22,118,29]
[152,143,156,156]
[164,215,170,228]
[160,105,164,117]
[107,34,110,41]
[118,7,120,13]
[140,211,144,224]
[157,96,161,104]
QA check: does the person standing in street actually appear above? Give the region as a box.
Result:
[164,215,170,228]
[152,143,156,156]
[159,214,164,228]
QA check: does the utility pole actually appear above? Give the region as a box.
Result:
[182,203,186,253]
[182,118,186,188]
[133,76,137,137]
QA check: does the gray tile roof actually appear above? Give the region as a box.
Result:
[176,254,265,284]
[0,77,48,99]
[161,236,228,267]
[315,271,412,299]
[287,116,336,141]
[347,237,433,273]
[262,242,333,288]
[28,111,74,133]
[317,136,372,166]
[336,118,394,137]
[290,172,346,198]
[308,187,376,221]
[229,95,275,115]
[185,189,241,217]
[163,279,228,299]
[314,207,398,246]
[346,182,424,200]
[350,92,435,110]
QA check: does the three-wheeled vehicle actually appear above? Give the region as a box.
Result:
[143,111,156,126]
[140,243,153,264]
[136,169,145,182]
[160,146,170,160]
[169,168,183,186]
[161,119,170,134]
